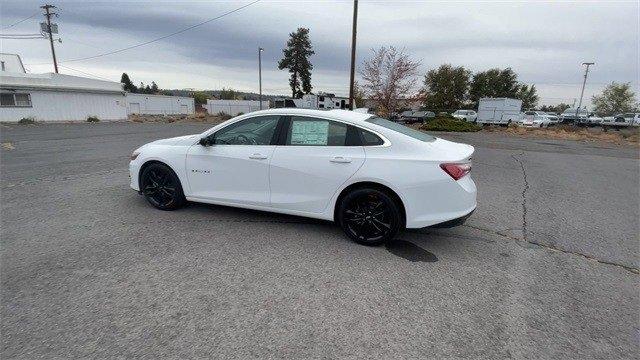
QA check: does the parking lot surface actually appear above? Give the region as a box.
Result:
[1,122,638,359]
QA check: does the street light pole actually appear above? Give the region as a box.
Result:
[348,0,358,110]
[258,47,264,110]
[575,62,594,123]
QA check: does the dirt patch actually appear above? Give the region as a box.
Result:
[1,142,15,150]
[128,113,227,125]
[482,125,639,146]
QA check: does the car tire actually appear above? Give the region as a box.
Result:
[338,188,402,246]
[140,163,186,211]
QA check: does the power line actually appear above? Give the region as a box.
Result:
[55,0,261,64]
[58,64,114,82]
[2,12,39,30]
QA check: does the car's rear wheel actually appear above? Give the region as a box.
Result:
[338,188,402,245]
[140,163,186,210]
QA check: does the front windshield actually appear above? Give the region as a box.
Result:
[366,116,436,142]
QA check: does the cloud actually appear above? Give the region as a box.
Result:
[1,0,637,105]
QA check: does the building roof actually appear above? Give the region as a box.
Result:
[0,71,124,94]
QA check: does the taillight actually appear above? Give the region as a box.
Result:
[440,162,471,180]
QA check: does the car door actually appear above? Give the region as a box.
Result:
[185,115,282,205]
[269,116,366,214]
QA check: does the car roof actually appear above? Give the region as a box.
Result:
[244,108,372,123]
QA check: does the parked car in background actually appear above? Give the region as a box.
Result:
[130,108,477,245]
[560,108,588,123]
[584,113,604,126]
[403,110,435,124]
[452,110,477,122]
[521,111,552,128]
[545,112,560,124]
[397,110,414,122]
[602,113,640,128]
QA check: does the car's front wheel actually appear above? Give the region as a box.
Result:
[140,163,186,210]
[338,188,402,245]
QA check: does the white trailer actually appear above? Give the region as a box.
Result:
[126,93,194,115]
[274,93,350,110]
[477,98,522,125]
[206,99,269,116]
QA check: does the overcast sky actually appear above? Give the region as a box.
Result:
[1,0,638,106]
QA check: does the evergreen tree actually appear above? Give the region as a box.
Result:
[278,27,314,98]
[120,73,137,93]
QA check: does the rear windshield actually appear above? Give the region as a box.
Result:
[366,117,435,142]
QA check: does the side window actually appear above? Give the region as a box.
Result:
[286,116,348,146]
[213,116,279,145]
[358,128,384,146]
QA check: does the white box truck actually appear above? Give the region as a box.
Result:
[477,98,522,125]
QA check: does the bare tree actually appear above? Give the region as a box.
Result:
[359,46,420,117]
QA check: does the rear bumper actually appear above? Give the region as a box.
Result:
[403,175,477,229]
[428,208,475,228]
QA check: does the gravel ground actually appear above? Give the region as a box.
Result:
[1,122,638,359]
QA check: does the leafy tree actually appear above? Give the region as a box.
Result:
[517,84,539,109]
[539,103,571,114]
[421,64,471,111]
[353,81,366,108]
[469,68,520,106]
[360,46,420,117]
[192,91,210,105]
[278,27,315,98]
[150,81,159,94]
[591,82,637,116]
[219,87,240,100]
[120,73,137,93]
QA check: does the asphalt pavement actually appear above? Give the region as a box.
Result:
[1,121,638,359]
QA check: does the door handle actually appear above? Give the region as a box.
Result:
[249,153,268,160]
[330,156,352,163]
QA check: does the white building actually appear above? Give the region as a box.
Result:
[126,93,194,115]
[0,53,127,122]
[206,99,269,116]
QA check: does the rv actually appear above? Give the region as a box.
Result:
[274,93,350,110]
[477,98,522,125]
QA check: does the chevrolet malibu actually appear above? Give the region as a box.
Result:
[129,109,476,245]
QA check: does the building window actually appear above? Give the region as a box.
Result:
[1,61,5,71]
[0,93,32,107]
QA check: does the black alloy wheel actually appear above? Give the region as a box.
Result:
[140,163,186,210]
[339,188,402,245]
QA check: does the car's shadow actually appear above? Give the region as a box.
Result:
[174,201,496,263]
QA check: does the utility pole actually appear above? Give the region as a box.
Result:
[575,62,594,123]
[348,0,358,110]
[41,4,58,73]
[258,47,264,110]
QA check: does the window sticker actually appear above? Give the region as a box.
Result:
[290,120,329,145]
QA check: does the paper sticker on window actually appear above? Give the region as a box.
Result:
[290,120,329,145]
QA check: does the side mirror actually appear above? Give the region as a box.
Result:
[199,137,211,146]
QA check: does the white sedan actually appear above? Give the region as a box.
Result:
[521,111,552,128]
[129,109,477,245]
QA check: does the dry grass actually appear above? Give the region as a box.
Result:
[129,113,227,125]
[483,124,640,146]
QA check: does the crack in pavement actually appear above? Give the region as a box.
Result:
[511,152,529,242]
[464,153,639,275]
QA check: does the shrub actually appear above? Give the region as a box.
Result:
[421,117,482,132]
[18,117,35,124]
[86,116,100,122]
[216,111,232,120]
[236,112,244,116]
